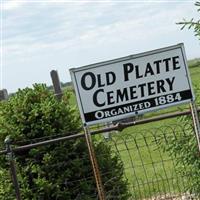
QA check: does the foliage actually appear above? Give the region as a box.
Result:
[162,86,200,197]
[0,84,129,200]
[177,1,200,40]
[166,2,200,196]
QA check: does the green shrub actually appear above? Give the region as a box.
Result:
[0,84,129,200]
[163,86,200,197]
[165,2,200,195]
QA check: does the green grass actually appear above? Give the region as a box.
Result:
[106,120,185,198]
[67,58,200,198]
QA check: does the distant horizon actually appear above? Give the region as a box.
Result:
[5,56,200,95]
[4,49,200,94]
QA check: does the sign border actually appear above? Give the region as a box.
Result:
[70,43,195,126]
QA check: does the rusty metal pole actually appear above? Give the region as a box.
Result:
[4,136,21,200]
[84,126,106,200]
[190,102,200,153]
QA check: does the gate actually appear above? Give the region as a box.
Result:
[102,122,198,199]
[0,109,200,199]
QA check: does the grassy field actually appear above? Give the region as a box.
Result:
[67,58,200,198]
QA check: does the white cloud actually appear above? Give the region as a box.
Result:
[2,2,194,58]
[3,0,200,92]
[2,0,26,10]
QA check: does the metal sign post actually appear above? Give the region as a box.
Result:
[83,126,106,200]
[190,102,200,153]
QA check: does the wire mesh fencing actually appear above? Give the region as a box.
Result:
[1,136,100,200]
[95,122,199,200]
[0,118,200,199]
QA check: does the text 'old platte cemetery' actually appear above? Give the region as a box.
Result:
[70,44,194,125]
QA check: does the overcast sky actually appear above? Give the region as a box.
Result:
[1,0,200,93]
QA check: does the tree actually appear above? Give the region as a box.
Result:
[177,1,200,40]
[0,84,129,200]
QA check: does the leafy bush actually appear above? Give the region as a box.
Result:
[166,2,200,196]
[0,84,129,200]
[163,86,200,197]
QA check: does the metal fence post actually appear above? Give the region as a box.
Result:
[4,136,21,200]
[84,126,106,200]
[190,102,200,153]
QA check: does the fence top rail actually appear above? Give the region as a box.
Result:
[0,107,199,155]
